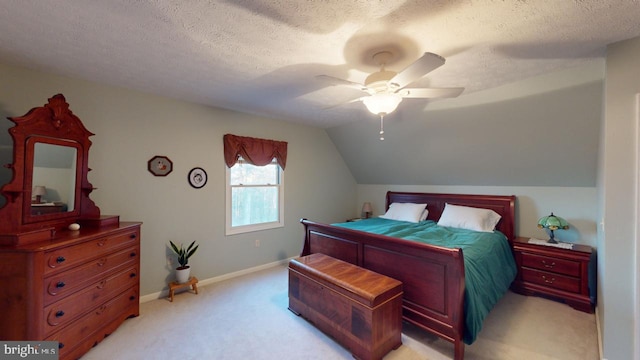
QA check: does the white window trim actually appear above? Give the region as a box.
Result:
[225,163,284,235]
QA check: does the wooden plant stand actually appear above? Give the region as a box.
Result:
[168,276,199,302]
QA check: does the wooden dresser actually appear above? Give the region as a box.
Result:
[0,221,141,359]
[0,95,142,359]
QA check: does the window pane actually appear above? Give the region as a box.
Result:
[230,162,278,185]
[231,186,279,227]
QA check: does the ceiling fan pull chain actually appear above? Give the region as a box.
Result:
[379,114,385,141]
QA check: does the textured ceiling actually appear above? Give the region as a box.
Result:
[1,0,640,128]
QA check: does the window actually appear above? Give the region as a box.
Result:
[226,158,284,235]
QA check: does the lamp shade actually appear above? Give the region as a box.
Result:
[362,93,403,115]
[32,185,47,204]
[362,202,373,218]
[33,186,47,197]
[537,213,569,231]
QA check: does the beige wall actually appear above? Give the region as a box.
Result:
[0,62,357,296]
[599,36,640,360]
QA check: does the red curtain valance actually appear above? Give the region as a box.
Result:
[223,134,288,169]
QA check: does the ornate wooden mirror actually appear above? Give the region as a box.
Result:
[0,94,114,246]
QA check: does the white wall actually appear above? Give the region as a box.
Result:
[0,62,357,296]
[31,167,74,204]
[599,36,640,360]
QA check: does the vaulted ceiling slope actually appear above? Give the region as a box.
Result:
[0,1,639,130]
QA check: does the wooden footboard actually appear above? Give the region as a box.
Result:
[300,219,466,360]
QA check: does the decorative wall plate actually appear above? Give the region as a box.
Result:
[188,167,207,189]
[148,155,173,176]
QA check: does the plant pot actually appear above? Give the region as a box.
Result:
[175,266,191,284]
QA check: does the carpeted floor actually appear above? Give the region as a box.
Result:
[82,264,599,359]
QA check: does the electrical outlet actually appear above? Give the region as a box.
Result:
[255,239,260,247]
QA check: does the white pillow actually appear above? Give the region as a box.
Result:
[379,203,428,223]
[437,203,501,232]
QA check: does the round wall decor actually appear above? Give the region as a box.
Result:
[188,167,207,189]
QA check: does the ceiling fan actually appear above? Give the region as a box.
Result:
[317,51,464,140]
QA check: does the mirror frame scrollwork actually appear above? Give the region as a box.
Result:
[0,94,103,245]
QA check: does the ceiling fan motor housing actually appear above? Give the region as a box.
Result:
[364,70,399,93]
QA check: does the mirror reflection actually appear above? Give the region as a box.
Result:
[30,142,77,215]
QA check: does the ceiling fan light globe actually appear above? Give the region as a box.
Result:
[363,93,403,115]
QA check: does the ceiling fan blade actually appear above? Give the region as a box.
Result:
[315,75,368,92]
[323,97,364,110]
[399,87,464,99]
[389,52,446,89]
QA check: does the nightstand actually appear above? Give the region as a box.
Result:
[511,237,593,313]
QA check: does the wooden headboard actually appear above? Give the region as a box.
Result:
[385,191,516,241]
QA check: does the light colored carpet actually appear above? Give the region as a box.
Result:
[82,264,599,360]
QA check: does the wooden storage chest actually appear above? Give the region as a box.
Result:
[288,253,403,360]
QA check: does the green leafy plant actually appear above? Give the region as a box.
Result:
[169,240,199,269]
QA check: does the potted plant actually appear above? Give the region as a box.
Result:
[169,240,199,283]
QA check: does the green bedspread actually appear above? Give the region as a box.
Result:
[333,218,517,344]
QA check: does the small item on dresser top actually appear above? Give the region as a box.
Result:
[68,223,80,231]
[528,238,573,249]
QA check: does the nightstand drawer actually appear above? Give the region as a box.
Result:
[521,252,580,277]
[521,268,580,293]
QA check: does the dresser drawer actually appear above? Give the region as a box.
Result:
[521,252,580,277]
[45,287,139,358]
[44,229,139,275]
[43,266,138,336]
[521,267,580,293]
[44,246,139,305]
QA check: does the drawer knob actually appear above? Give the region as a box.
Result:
[56,256,66,263]
[96,280,107,289]
[130,252,137,257]
[130,233,137,239]
[541,260,556,268]
[130,272,137,278]
[56,281,66,288]
[129,295,136,301]
[542,275,555,284]
[58,343,64,349]
[55,310,65,318]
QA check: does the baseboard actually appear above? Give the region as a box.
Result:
[139,257,295,303]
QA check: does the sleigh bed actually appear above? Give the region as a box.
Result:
[299,192,517,360]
